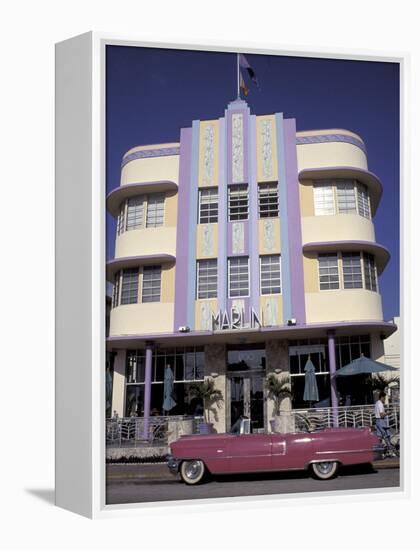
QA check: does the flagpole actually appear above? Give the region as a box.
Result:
[237,53,240,99]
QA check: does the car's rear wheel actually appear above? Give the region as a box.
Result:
[180,460,207,485]
[310,461,339,480]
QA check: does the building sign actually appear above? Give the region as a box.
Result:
[212,307,262,331]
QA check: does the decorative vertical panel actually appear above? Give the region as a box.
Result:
[202,224,213,256]
[232,113,244,183]
[261,119,273,179]
[232,222,245,254]
[264,298,279,326]
[263,219,275,252]
[232,299,245,315]
[203,124,215,185]
[200,302,214,330]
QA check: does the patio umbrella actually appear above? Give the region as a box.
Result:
[335,355,399,377]
[303,357,319,404]
[162,365,176,414]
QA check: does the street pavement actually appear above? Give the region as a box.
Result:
[106,461,400,505]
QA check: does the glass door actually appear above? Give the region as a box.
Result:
[228,374,265,432]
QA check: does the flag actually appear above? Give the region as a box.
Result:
[239,73,249,97]
[239,53,258,86]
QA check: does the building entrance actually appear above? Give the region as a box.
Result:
[226,345,266,432]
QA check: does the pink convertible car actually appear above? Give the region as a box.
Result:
[167,417,383,484]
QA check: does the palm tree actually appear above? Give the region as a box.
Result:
[265,373,292,416]
[369,372,400,392]
[189,378,224,424]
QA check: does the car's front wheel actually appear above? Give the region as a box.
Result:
[310,461,339,480]
[180,460,207,485]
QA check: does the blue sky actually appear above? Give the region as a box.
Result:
[106,46,399,320]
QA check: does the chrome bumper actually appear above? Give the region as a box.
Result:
[167,455,180,475]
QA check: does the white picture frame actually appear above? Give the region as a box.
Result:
[55,32,408,518]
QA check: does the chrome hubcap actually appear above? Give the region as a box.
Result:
[317,462,333,474]
[185,460,202,479]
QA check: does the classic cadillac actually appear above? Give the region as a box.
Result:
[167,417,383,484]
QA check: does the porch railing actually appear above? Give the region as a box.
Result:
[291,404,400,434]
[106,415,204,448]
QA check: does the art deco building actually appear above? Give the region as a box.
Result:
[106,98,396,433]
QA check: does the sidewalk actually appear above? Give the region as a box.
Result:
[106,458,399,482]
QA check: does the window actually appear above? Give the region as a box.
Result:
[260,255,281,294]
[125,347,205,417]
[126,196,144,230]
[313,183,335,215]
[142,265,161,302]
[342,252,363,289]
[198,188,218,223]
[228,256,249,297]
[318,254,339,290]
[196,259,218,299]
[112,271,120,308]
[228,184,248,221]
[363,252,377,291]
[313,179,371,220]
[146,193,165,227]
[335,335,371,369]
[357,183,371,219]
[258,183,279,218]
[117,203,126,235]
[120,268,139,304]
[336,180,357,214]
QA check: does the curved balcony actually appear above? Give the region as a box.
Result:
[106,254,176,282]
[299,166,383,216]
[109,302,174,336]
[301,214,375,245]
[106,180,178,217]
[303,240,390,274]
[115,226,177,259]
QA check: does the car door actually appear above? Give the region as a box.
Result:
[271,433,314,470]
[228,433,272,473]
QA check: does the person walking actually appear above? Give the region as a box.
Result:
[375,391,392,451]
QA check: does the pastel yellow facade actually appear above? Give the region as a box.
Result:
[297,140,368,171]
[305,290,383,323]
[109,302,174,336]
[299,182,315,217]
[115,226,177,258]
[121,154,180,186]
[301,214,376,244]
[161,264,176,303]
[303,252,320,293]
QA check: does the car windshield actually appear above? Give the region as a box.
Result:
[230,417,243,434]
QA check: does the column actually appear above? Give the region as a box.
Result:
[142,342,154,439]
[111,350,126,418]
[204,344,226,433]
[328,331,339,426]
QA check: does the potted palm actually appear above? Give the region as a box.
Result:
[368,372,400,402]
[265,372,293,433]
[189,378,224,434]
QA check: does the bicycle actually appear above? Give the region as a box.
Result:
[374,419,400,458]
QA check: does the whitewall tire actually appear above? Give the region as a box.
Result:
[310,461,339,480]
[180,460,207,485]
